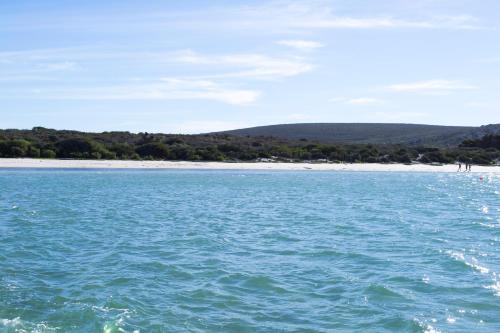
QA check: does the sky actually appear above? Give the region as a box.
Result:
[1,0,499,133]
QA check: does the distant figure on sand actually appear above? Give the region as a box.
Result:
[458,163,462,172]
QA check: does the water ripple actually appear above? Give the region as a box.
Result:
[0,170,499,332]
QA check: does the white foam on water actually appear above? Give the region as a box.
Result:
[484,281,500,296]
[446,250,490,274]
[414,318,441,333]
[469,257,490,274]
[446,317,456,324]
[445,250,500,297]
[424,325,441,333]
[479,221,498,228]
[0,317,59,333]
[32,322,59,333]
[1,317,22,327]
[94,305,136,333]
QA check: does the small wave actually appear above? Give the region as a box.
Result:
[484,281,500,296]
[446,250,500,297]
[424,326,441,333]
[1,317,22,328]
[103,321,137,333]
[446,250,490,274]
[413,318,441,333]
[0,317,59,333]
[364,284,408,302]
[92,304,137,333]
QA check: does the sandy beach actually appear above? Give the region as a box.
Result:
[0,158,498,173]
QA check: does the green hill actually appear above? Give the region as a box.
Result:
[220,123,500,146]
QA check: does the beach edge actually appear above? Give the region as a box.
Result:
[0,158,499,173]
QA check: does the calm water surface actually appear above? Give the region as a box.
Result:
[0,170,499,333]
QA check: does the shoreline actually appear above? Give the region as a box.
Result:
[0,158,499,173]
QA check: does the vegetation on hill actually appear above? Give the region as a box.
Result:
[221,123,500,146]
[460,134,500,150]
[0,127,498,165]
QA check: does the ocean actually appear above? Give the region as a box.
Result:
[1,169,499,333]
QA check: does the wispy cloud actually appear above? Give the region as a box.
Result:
[0,75,57,82]
[217,2,484,31]
[295,17,431,29]
[13,78,260,105]
[1,1,484,34]
[0,47,313,103]
[346,97,383,105]
[1,48,314,81]
[276,40,324,50]
[298,15,482,30]
[387,80,478,94]
[330,97,383,105]
[38,61,78,71]
[174,50,313,80]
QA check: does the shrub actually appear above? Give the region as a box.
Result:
[41,149,57,158]
[135,142,170,159]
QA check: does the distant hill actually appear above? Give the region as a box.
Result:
[219,123,500,146]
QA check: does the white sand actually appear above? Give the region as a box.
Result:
[0,158,498,173]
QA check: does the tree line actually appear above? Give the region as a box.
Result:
[0,127,498,165]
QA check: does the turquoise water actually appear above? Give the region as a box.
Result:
[1,170,499,333]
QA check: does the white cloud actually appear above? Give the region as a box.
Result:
[20,78,260,105]
[38,61,78,71]
[1,48,314,81]
[276,40,324,50]
[1,1,484,33]
[329,97,346,103]
[174,50,313,80]
[0,75,56,82]
[387,80,478,94]
[0,47,313,104]
[294,15,481,30]
[297,17,431,29]
[214,2,483,31]
[346,97,382,105]
[330,97,383,105]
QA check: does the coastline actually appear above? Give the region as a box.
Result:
[0,158,499,173]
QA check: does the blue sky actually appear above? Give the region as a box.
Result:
[1,0,499,133]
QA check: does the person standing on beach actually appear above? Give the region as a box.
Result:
[458,163,462,172]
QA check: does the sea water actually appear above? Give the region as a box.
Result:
[0,169,499,333]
